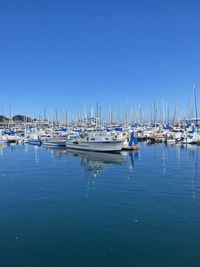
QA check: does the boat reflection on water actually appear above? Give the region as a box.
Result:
[43,146,138,196]
[66,149,124,177]
[44,146,138,175]
[0,143,6,157]
[188,149,200,199]
[65,149,124,198]
[44,146,66,159]
[0,142,19,156]
[121,150,139,171]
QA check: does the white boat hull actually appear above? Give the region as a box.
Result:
[66,140,123,152]
[43,141,66,147]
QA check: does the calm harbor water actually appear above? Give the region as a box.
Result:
[0,143,200,267]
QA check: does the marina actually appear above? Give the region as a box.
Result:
[1,116,200,150]
[2,112,200,266]
[1,0,200,266]
[0,141,200,266]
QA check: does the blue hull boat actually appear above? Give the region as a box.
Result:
[28,139,42,145]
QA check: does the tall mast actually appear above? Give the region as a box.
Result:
[166,102,170,125]
[9,104,12,128]
[193,83,198,125]
[44,108,46,122]
[65,109,68,126]
[109,106,112,125]
[162,99,165,125]
[55,108,58,126]
[99,105,102,126]
[173,104,177,124]
[153,99,156,126]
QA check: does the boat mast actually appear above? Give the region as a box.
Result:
[109,106,112,125]
[153,99,156,126]
[193,83,198,125]
[55,108,58,127]
[44,108,46,122]
[65,109,68,127]
[9,104,12,129]
[162,99,165,125]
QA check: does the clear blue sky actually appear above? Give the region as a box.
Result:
[0,0,200,118]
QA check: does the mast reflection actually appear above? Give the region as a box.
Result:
[0,144,6,157]
[190,149,199,199]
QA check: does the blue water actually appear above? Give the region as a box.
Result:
[0,143,200,267]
